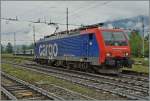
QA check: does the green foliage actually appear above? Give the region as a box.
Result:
[145,34,149,41]
[28,43,34,49]
[21,43,34,51]
[2,63,110,100]
[144,40,149,57]
[22,45,27,51]
[129,30,143,57]
[1,43,34,54]
[123,64,149,74]
[5,42,13,53]
[1,44,4,53]
[144,33,149,57]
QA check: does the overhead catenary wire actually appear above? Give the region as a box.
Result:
[1,1,111,27]
[2,40,35,41]
[1,1,114,45]
[0,17,84,27]
[57,1,111,22]
[55,1,96,21]
[1,17,83,43]
[1,1,112,37]
[69,1,112,24]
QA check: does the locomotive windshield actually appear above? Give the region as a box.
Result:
[102,31,128,46]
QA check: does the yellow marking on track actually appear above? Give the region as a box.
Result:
[18,91,33,97]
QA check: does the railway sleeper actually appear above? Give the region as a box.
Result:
[1,72,64,100]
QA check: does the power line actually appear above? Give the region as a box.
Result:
[1,16,84,39]
[55,1,96,21]
[0,17,84,27]
[1,1,110,27]
[70,1,112,24]
[2,40,34,41]
[57,1,111,22]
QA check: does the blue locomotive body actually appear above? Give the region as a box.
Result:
[34,27,132,74]
[35,33,100,65]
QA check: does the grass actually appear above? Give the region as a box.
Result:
[3,58,26,64]
[122,64,149,74]
[132,57,149,66]
[122,57,149,74]
[2,54,149,74]
[1,54,33,61]
[1,54,133,99]
[1,54,33,64]
[1,63,109,99]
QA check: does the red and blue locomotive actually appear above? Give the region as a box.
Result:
[34,24,132,74]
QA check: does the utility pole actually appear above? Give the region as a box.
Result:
[33,25,35,47]
[142,17,145,57]
[14,32,16,55]
[66,8,68,34]
[44,16,46,24]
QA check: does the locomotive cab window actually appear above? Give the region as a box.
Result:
[89,33,93,40]
[102,31,128,46]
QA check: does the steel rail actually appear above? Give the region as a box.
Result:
[2,60,148,85]
[1,66,95,100]
[37,65,148,93]
[26,62,148,82]
[3,62,148,100]
[120,73,149,82]
[24,66,149,100]
[1,71,64,100]
[28,63,149,91]
[30,66,149,99]
[49,84,96,100]
[1,86,17,100]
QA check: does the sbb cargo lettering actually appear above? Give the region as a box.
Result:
[39,43,58,59]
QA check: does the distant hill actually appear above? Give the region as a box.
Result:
[103,15,149,36]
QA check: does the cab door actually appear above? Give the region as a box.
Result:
[88,33,94,57]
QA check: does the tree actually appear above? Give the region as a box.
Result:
[144,33,149,41]
[140,32,149,57]
[22,45,27,54]
[144,40,149,57]
[6,42,13,53]
[28,43,34,49]
[129,30,143,57]
[1,43,4,53]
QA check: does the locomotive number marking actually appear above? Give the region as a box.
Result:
[39,43,58,59]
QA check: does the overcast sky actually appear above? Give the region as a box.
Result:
[1,1,149,45]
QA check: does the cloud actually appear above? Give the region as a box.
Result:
[107,24,113,29]
[27,23,56,41]
[134,22,142,29]
[126,21,133,27]
[1,1,149,45]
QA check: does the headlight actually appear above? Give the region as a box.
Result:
[106,53,111,57]
[125,52,129,56]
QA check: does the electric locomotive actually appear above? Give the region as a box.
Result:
[34,24,132,74]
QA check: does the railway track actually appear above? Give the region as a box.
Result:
[2,61,149,100]
[36,83,95,100]
[32,63,149,89]
[1,71,64,100]
[119,73,149,82]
